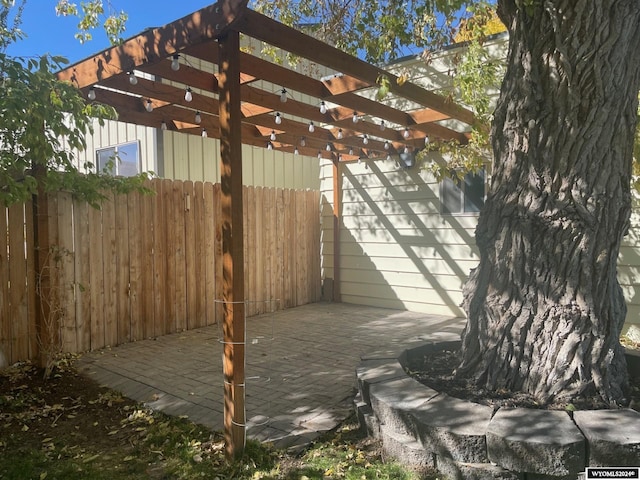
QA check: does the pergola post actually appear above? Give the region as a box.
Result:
[218,29,246,460]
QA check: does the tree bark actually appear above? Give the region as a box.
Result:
[459,0,640,405]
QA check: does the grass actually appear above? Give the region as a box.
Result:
[0,358,440,480]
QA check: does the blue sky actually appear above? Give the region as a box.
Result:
[6,1,217,64]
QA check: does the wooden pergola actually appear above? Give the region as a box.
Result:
[56,0,476,459]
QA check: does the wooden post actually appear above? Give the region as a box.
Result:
[332,156,341,302]
[218,30,246,460]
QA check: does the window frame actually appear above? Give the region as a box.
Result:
[440,168,486,215]
[95,140,141,177]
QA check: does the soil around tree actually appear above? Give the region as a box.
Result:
[406,346,640,412]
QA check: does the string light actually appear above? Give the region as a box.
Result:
[87,86,96,100]
[300,136,306,147]
[195,111,202,124]
[337,128,343,140]
[145,99,153,112]
[275,112,282,125]
[380,120,386,131]
[267,142,273,150]
[384,141,390,150]
[326,142,332,151]
[357,157,362,164]
[270,130,276,141]
[171,54,180,71]
[280,88,287,103]
[349,148,354,155]
[386,154,392,161]
[201,128,207,138]
[128,72,138,85]
[363,135,369,145]
[308,121,315,133]
[161,120,167,131]
[403,127,410,139]
[352,111,359,123]
[317,151,322,159]
[424,136,430,145]
[404,146,410,154]
[294,147,299,155]
[185,87,193,102]
[319,101,327,114]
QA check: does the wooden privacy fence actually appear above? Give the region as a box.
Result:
[0,179,321,365]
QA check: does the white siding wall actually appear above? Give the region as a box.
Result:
[161,131,320,189]
[321,155,477,317]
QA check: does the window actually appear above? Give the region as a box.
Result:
[441,169,485,214]
[96,141,140,177]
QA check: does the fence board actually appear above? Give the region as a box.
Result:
[0,182,321,363]
[57,192,77,354]
[184,180,197,330]
[102,195,117,347]
[0,208,10,364]
[194,181,206,328]
[8,204,29,361]
[139,180,155,339]
[88,204,105,350]
[24,201,37,359]
[115,193,131,344]
[74,201,91,352]
[127,191,143,341]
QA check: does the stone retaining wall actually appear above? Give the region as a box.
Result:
[355,341,640,480]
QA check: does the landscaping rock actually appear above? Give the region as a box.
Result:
[411,393,493,463]
[573,408,640,466]
[355,358,407,404]
[436,455,524,480]
[487,408,585,476]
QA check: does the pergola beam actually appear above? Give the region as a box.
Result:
[57,0,248,88]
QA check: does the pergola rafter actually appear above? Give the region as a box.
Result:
[56,0,479,461]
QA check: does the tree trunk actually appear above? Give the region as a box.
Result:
[459,0,640,406]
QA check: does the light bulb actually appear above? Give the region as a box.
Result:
[185,87,193,102]
[403,127,410,139]
[424,136,430,145]
[326,143,332,151]
[270,130,276,141]
[300,137,306,147]
[387,154,391,161]
[171,54,180,71]
[320,101,327,114]
[294,147,299,155]
[129,72,138,85]
[384,141,390,150]
[380,120,386,131]
[201,128,207,138]
[195,111,202,124]
[308,121,315,133]
[87,86,96,100]
[161,120,167,131]
[404,146,410,154]
[275,112,282,125]
[280,88,287,103]
[145,99,153,112]
[349,148,354,155]
[358,158,362,164]
[268,142,273,150]
[352,112,358,123]
[363,135,369,145]
[337,128,343,140]
[317,151,322,159]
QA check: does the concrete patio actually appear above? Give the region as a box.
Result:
[78,302,464,450]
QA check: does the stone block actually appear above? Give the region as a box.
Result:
[436,455,524,480]
[369,376,440,438]
[379,426,435,471]
[487,408,585,476]
[355,358,407,404]
[412,393,493,463]
[573,408,640,466]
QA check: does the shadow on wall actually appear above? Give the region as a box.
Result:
[327,158,481,316]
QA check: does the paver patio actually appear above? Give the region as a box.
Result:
[78,302,464,449]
